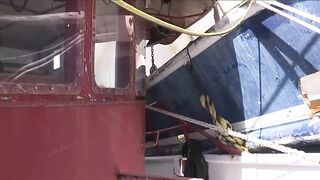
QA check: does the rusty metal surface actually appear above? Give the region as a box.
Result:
[135,0,147,98]
[0,1,146,180]
[0,101,145,180]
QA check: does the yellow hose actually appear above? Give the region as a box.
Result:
[111,0,253,37]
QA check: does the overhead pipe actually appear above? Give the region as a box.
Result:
[111,0,253,37]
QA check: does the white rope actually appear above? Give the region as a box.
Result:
[146,105,320,164]
[256,1,320,35]
[264,1,320,24]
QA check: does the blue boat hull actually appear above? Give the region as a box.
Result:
[146,0,320,148]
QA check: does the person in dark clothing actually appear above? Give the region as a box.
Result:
[182,139,209,180]
[0,61,3,72]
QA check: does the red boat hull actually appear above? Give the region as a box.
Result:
[0,101,145,180]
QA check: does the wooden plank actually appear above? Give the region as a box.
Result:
[300,71,320,113]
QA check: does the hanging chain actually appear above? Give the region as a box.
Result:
[151,46,154,63]
[150,46,157,74]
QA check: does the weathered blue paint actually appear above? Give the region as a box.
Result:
[247,118,320,140]
[147,0,320,141]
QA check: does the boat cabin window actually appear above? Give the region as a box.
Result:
[94,0,133,89]
[0,0,84,93]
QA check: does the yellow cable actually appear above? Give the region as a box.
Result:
[111,0,253,37]
[200,94,247,151]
